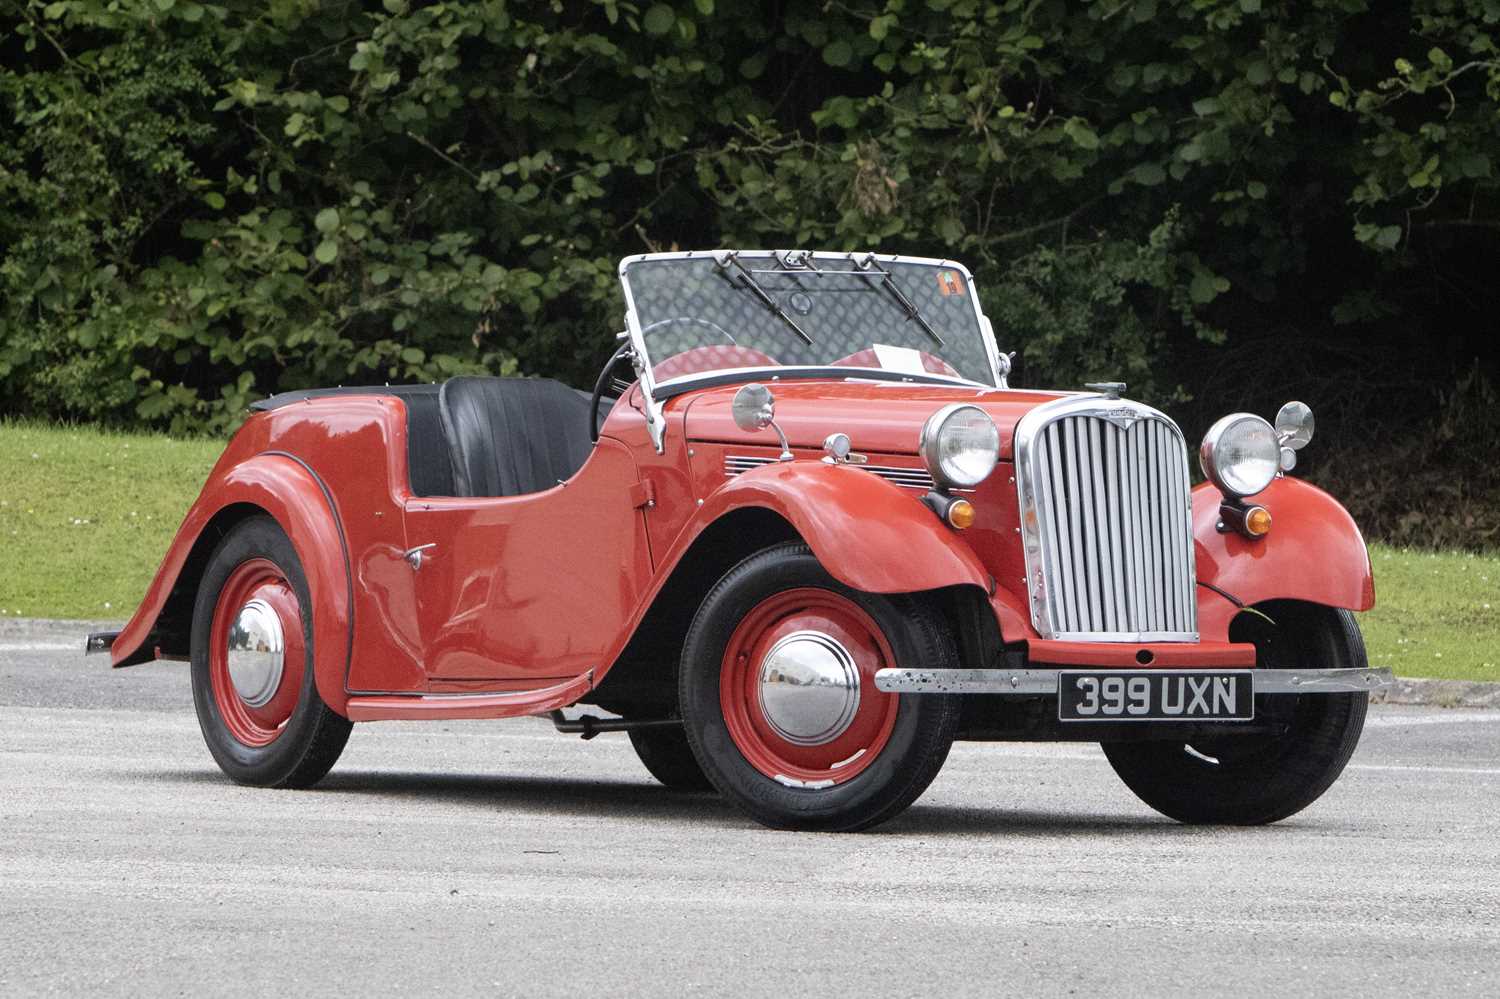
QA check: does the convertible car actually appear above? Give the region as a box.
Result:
[89,250,1392,831]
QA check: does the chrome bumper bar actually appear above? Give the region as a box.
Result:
[873,666,1395,696]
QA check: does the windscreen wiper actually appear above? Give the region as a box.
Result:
[712,250,814,345]
[853,252,944,348]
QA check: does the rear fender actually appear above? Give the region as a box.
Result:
[1193,476,1375,624]
[111,452,352,715]
[696,461,991,593]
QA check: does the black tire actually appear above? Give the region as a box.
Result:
[628,726,715,791]
[190,515,352,788]
[679,542,961,832]
[1102,601,1369,825]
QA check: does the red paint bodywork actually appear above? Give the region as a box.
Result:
[112,377,1374,722]
[1192,476,1375,613]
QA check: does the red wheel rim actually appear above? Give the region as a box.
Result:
[208,558,306,747]
[720,587,899,786]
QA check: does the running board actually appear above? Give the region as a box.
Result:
[874,666,1395,695]
[345,670,593,721]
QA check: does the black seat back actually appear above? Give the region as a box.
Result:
[438,377,595,497]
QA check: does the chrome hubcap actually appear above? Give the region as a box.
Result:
[226,598,285,707]
[757,631,860,746]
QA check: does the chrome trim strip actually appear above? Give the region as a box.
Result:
[724,454,936,491]
[1013,396,1198,642]
[874,666,1396,695]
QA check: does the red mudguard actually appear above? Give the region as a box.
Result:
[110,451,352,714]
[1192,476,1375,640]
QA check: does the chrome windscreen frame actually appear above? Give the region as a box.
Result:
[1013,395,1199,643]
[617,250,1006,452]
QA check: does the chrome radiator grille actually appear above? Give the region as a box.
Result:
[1015,399,1198,641]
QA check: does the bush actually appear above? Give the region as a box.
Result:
[1,1,1495,484]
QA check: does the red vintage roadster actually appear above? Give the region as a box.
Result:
[90,250,1391,831]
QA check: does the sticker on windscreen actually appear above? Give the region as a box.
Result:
[936,270,965,297]
[871,344,926,374]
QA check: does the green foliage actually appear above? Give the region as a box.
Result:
[0,0,1497,433]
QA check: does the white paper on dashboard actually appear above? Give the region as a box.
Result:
[871,344,926,375]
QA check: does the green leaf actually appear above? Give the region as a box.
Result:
[634,159,655,175]
[694,0,714,13]
[315,208,340,233]
[1063,119,1100,150]
[314,240,338,264]
[823,39,853,68]
[1246,60,1271,85]
[1189,271,1221,304]
[1132,162,1165,186]
[643,4,675,35]
[203,192,226,210]
[738,53,767,79]
[1246,180,1267,199]
[400,347,425,364]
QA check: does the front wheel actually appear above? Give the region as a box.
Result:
[190,515,352,788]
[679,543,960,832]
[1102,602,1369,825]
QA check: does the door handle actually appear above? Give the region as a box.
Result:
[404,543,437,571]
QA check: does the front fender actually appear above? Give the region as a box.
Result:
[1193,476,1375,616]
[111,451,353,715]
[699,461,991,593]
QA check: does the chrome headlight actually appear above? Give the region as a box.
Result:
[920,404,999,489]
[1200,413,1279,498]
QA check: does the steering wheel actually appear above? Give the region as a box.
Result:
[590,319,738,442]
[590,341,635,443]
[640,316,737,345]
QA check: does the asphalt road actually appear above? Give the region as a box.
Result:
[2,621,1497,997]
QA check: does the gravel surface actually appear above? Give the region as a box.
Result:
[2,631,1497,997]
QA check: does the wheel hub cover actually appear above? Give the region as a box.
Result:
[226,598,285,708]
[756,631,861,746]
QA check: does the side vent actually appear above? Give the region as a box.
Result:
[724,454,935,491]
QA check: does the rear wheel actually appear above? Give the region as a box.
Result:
[628,726,714,791]
[190,515,351,788]
[679,543,960,832]
[1102,601,1369,825]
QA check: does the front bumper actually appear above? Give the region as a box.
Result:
[875,666,1395,696]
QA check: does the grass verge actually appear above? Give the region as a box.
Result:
[1,421,1495,682]
[0,420,221,622]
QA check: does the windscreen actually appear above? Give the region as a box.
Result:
[621,252,995,385]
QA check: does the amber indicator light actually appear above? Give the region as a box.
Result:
[1244,505,1272,537]
[947,499,976,530]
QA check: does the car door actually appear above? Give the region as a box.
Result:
[401,437,654,684]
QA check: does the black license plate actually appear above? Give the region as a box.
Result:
[1058,670,1254,722]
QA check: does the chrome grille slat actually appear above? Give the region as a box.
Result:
[1043,424,1076,628]
[1015,399,1197,642]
